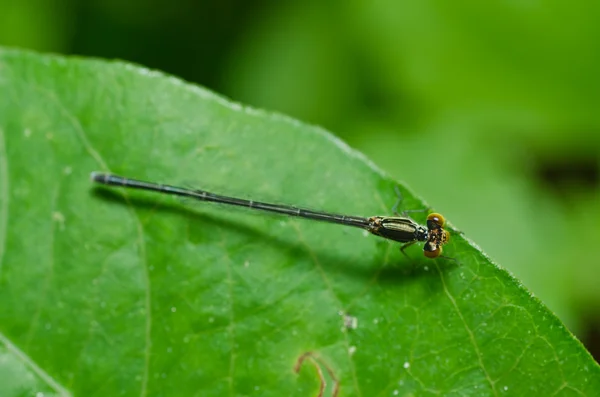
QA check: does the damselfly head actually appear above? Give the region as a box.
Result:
[423,213,450,258]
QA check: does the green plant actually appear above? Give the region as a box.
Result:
[0,48,597,396]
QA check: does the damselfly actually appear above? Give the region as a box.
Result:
[91,172,451,258]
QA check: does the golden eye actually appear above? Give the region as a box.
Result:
[427,213,446,228]
[424,246,442,258]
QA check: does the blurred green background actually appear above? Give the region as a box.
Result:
[2,0,598,361]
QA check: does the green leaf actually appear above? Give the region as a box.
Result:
[0,47,598,396]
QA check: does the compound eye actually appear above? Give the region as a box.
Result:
[427,213,446,228]
[424,245,442,258]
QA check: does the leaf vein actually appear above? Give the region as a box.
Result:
[0,126,8,278]
[435,262,497,396]
[291,222,362,397]
[0,330,72,396]
[25,184,61,349]
[134,207,152,397]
